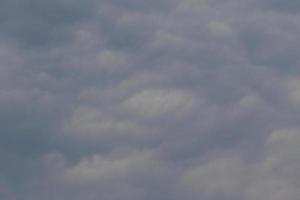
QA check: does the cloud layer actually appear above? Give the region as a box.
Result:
[1,0,300,199]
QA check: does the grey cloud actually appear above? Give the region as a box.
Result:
[0,0,98,48]
[1,0,300,199]
[261,0,300,13]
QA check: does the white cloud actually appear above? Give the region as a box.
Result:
[122,89,196,118]
[284,77,300,106]
[179,127,300,200]
[64,106,146,140]
[208,20,234,37]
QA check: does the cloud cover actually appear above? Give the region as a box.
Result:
[1,0,300,199]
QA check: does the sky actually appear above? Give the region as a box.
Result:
[1,0,300,199]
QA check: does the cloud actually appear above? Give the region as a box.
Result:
[1,0,300,199]
[179,127,300,200]
[122,89,196,118]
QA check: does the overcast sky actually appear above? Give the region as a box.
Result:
[1,0,300,199]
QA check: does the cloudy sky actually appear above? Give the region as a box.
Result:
[1,0,300,199]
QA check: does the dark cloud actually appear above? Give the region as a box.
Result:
[0,0,97,48]
[1,0,300,199]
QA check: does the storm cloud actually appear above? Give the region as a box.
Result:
[1,0,300,199]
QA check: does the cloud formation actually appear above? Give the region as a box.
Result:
[1,0,300,199]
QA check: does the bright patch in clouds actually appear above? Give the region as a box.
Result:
[123,89,196,118]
